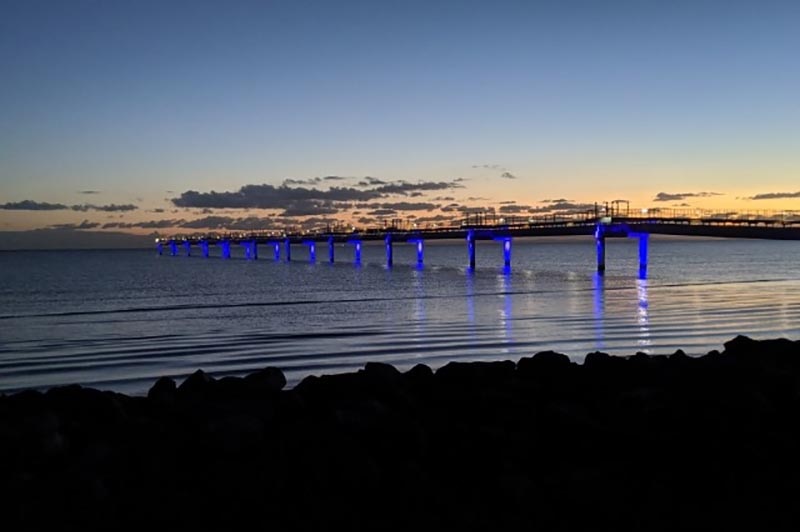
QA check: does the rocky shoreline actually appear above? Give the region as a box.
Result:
[3,335,800,530]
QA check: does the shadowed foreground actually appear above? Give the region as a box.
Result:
[3,335,800,530]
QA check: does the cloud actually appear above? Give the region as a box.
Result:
[71,203,139,212]
[378,202,440,211]
[528,201,596,215]
[1,200,70,210]
[280,200,340,217]
[103,219,185,229]
[441,203,464,213]
[0,200,139,212]
[499,200,516,205]
[323,175,347,181]
[171,179,463,209]
[500,172,517,180]
[49,220,100,230]
[653,192,722,202]
[541,198,571,203]
[78,190,100,195]
[357,177,388,187]
[367,209,398,217]
[283,177,322,185]
[371,180,462,196]
[499,204,531,214]
[471,164,506,171]
[172,184,381,209]
[743,191,800,200]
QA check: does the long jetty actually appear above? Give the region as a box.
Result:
[157,208,800,274]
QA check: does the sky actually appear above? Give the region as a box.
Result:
[1,0,799,244]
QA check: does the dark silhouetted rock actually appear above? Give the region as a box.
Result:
[517,350,571,377]
[243,366,286,393]
[3,336,800,531]
[147,376,177,403]
[177,369,216,398]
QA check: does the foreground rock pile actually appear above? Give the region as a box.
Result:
[3,335,800,530]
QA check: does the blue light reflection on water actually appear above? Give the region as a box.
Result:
[1,236,799,394]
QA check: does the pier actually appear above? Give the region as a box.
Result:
[156,207,800,274]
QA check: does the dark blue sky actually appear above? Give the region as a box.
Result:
[2,0,799,232]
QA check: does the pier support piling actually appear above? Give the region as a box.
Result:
[219,240,231,259]
[273,242,280,261]
[595,225,606,273]
[284,238,291,262]
[467,230,476,270]
[385,234,393,267]
[630,232,649,278]
[353,240,362,264]
[328,237,335,263]
[170,241,178,256]
[156,242,163,256]
[200,240,209,258]
[503,238,512,269]
[408,238,424,268]
[304,241,316,263]
[184,241,191,257]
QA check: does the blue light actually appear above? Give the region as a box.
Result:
[416,240,424,267]
[273,242,281,261]
[309,242,316,263]
[200,240,209,258]
[592,272,606,349]
[348,239,362,264]
[466,230,476,270]
[595,225,606,273]
[328,236,335,263]
[156,242,163,256]
[170,241,178,256]
[284,238,292,261]
[638,233,648,278]
[503,238,511,269]
[385,234,393,267]
[218,240,231,259]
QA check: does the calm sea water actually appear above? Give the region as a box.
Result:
[1,236,799,395]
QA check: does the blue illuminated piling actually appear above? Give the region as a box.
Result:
[219,240,231,259]
[353,240,362,264]
[284,238,291,262]
[635,232,649,278]
[466,230,476,270]
[241,240,257,260]
[183,241,191,256]
[156,242,163,256]
[304,241,316,263]
[385,234,393,267]
[273,242,281,261]
[170,240,178,256]
[200,240,209,258]
[595,225,606,273]
[408,238,424,268]
[502,237,512,268]
[328,237,335,263]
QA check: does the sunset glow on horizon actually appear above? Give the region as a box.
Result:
[2,0,799,242]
